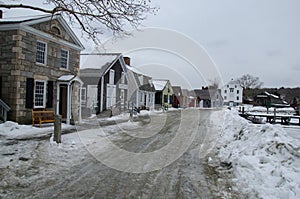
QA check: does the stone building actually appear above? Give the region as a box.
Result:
[0,14,84,124]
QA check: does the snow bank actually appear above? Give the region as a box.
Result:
[0,121,74,139]
[218,109,300,198]
[242,105,296,115]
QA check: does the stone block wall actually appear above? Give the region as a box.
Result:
[0,26,81,124]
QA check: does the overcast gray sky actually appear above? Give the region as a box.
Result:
[2,0,300,88]
[141,0,300,88]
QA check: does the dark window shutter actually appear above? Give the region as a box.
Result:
[26,78,34,108]
[46,81,53,108]
[0,76,2,99]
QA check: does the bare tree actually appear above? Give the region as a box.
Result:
[235,74,263,89]
[0,0,158,43]
[208,78,220,89]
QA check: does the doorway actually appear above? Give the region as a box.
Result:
[59,85,68,120]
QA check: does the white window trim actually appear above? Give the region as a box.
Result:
[34,80,47,108]
[121,72,125,84]
[61,48,69,69]
[81,87,86,105]
[36,40,47,65]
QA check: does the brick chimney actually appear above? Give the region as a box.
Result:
[123,57,131,66]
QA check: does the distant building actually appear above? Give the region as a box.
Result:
[181,89,190,108]
[194,88,223,108]
[152,79,174,109]
[221,79,243,106]
[254,91,289,108]
[172,86,182,108]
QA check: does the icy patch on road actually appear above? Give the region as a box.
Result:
[218,109,300,198]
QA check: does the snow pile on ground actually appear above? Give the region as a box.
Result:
[0,121,74,139]
[242,105,296,115]
[0,121,50,138]
[218,109,300,198]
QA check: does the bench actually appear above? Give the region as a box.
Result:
[32,110,55,127]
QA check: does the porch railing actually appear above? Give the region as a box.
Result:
[0,99,10,122]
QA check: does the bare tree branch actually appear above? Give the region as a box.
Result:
[0,0,158,44]
[235,74,263,89]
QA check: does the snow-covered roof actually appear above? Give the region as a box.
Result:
[126,64,151,78]
[126,65,143,75]
[152,80,168,91]
[58,75,75,81]
[58,75,83,84]
[0,14,50,23]
[80,54,120,69]
[265,92,279,99]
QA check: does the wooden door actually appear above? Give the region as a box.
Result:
[59,85,68,119]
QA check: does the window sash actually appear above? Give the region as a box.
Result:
[34,80,47,108]
[121,72,125,84]
[109,69,115,85]
[36,41,47,64]
[61,49,69,69]
[81,87,86,104]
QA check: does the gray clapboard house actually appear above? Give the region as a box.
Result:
[124,57,155,111]
[80,53,128,117]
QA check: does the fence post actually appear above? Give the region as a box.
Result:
[54,114,62,143]
[273,108,276,123]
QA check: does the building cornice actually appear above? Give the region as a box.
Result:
[0,15,84,51]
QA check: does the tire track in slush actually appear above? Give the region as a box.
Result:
[9,109,242,198]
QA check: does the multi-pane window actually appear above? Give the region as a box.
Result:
[164,95,168,103]
[140,92,143,102]
[34,80,46,108]
[81,87,86,105]
[36,41,47,64]
[149,94,153,103]
[61,49,69,69]
[109,69,115,85]
[121,72,125,84]
[230,88,234,92]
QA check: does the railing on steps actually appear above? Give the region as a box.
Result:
[0,99,10,122]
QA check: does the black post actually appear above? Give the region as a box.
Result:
[273,108,276,124]
[54,115,62,143]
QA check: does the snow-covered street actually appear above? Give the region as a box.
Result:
[0,108,299,198]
